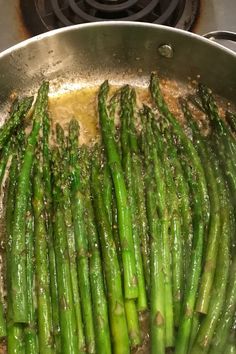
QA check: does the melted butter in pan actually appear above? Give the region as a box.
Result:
[49,86,100,145]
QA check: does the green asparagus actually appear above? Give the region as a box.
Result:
[98,81,138,300]
[0,96,33,150]
[11,82,49,323]
[91,153,130,354]
[33,162,54,353]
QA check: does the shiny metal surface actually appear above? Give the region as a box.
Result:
[203,31,236,44]
[202,31,236,52]
[0,22,235,119]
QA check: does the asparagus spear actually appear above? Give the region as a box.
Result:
[101,162,122,267]
[0,142,11,339]
[224,342,236,354]
[77,140,112,354]
[56,122,86,354]
[159,121,193,281]
[69,137,95,354]
[124,299,141,348]
[209,258,236,354]
[145,158,165,354]
[198,85,236,209]
[127,88,150,290]
[42,112,61,351]
[225,315,236,354]
[0,298,5,339]
[142,105,174,347]
[6,154,25,354]
[0,96,33,150]
[150,73,209,353]
[102,163,113,226]
[180,98,221,314]
[99,148,140,347]
[98,81,138,300]
[150,73,209,225]
[191,155,230,353]
[0,139,12,186]
[120,86,147,313]
[33,162,55,353]
[55,123,68,161]
[198,84,236,156]
[141,108,165,353]
[91,153,130,354]
[0,138,8,337]
[52,155,78,354]
[11,82,49,323]
[24,192,39,354]
[152,117,183,327]
[226,111,236,133]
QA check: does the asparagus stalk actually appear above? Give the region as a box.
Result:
[33,162,55,353]
[100,160,122,268]
[145,160,165,354]
[99,151,139,347]
[198,84,236,156]
[98,81,138,299]
[0,143,7,339]
[77,140,112,354]
[226,111,236,133]
[11,82,49,323]
[159,121,193,282]
[225,315,236,354]
[52,152,78,354]
[174,153,205,354]
[6,154,25,354]
[24,196,38,354]
[0,298,6,339]
[56,123,86,354]
[124,299,141,348]
[69,136,95,354]
[127,88,150,290]
[120,86,147,313]
[150,73,209,225]
[224,343,236,354]
[142,106,174,347]
[0,96,33,150]
[91,154,130,354]
[180,98,221,314]
[0,137,8,337]
[42,112,61,351]
[150,73,208,353]
[102,163,113,225]
[69,120,94,352]
[55,123,68,161]
[0,139,12,186]
[191,156,230,353]
[198,85,236,210]
[209,258,236,354]
[152,117,183,327]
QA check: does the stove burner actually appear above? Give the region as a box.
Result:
[20,0,199,34]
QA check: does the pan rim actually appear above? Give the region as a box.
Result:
[0,21,235,60]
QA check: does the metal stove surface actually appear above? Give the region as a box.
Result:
[0,0,235,53]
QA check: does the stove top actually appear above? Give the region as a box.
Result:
[21,0,198,32]
[0,0,235,53]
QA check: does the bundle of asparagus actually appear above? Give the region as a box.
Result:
[0,74,235,354]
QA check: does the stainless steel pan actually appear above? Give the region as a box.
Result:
[0,22,236,120]
[0,20,236,354]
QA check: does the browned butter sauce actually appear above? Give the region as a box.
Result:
[49,87,100,146]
